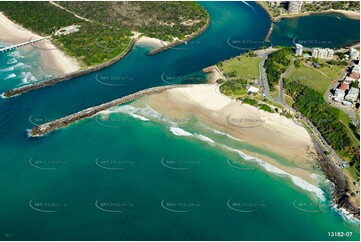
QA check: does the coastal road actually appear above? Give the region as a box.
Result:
[259,53,345,168]
[257,47,277,100]
[277,58,295,104]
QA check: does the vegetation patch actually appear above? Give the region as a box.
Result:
[263,47,293,90]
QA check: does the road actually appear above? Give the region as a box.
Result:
[257,47,277,100]
[258,51,345,168]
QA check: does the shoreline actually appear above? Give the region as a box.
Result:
[0,12,80,75]
[256,2,360,42]
[1,13,210,97]
[141,84,360,220]
[147,15,210,55]
[273,9,360,22]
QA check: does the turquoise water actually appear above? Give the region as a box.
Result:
[0,1,359,240]
[0,43,52,93]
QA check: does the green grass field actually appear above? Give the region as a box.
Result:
[218,55,262,80]
[317,60,344,80]
[285,64,332,94]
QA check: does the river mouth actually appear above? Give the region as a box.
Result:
[0,1,360,240]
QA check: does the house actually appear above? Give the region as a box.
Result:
[344,77,356,83]
[333,88,345,102]
[288,1,303,14]
[312,48,334,59]
[247,86,259,93]
[349,48,360,60]
[345,87,360,102]
[349,72,360,80]
[55,25,80,36]
[351,65,360,73]
[339,83,349,91]
[295,44,303,56]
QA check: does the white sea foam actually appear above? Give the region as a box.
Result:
[7,58,18,65]
[170,127,193,136]
[1,66,14,72]
[221,145,325,201]
[131,113,149,121]
[8,51,22,58]
[195,134,215,144]
[199,122,244,142]
[4,73,16,80]
[1,62,28,72]
[20,72,37,84]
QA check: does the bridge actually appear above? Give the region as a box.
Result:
[0,36,51,53]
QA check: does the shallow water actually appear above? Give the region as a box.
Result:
[0,1,359,240]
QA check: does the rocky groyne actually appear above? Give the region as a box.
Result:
[2,38,137,98]
[147,16,210,55]
[29,85,189,137]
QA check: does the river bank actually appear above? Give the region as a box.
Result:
[147,15,210,55]
[273,9,360,22]
[0,12,80,75]
[256,2,360,43]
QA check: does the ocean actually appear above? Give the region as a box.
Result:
[0,1,359,240]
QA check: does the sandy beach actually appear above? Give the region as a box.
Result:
[273,9,360,21]
[135,36,166,48]
[0,12,80,75]
[133,84,324,185]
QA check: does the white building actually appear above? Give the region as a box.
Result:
[344,77,356,83]
[333,88,345,102]
[345,87,359,102]
[55,25,80,36]
[247,86,259,93]
[295,43,303,56]
[312,48,334,59]
[349,48,359,60]
[288,1,303,14]
[352,65,360,73]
